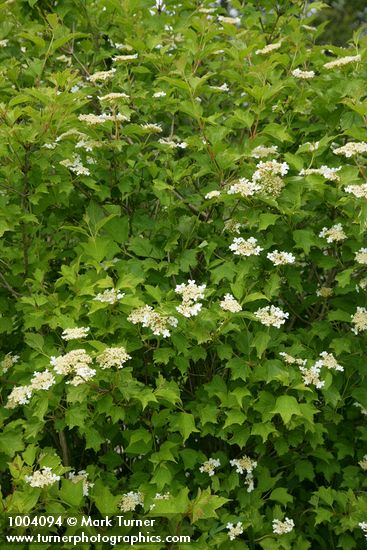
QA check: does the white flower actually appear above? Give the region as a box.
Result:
[316,286,333,298]
[230,455,257,492]
[210,83,229,91]
[324,54,361,69]
[354,402,367,415]
[299,166,341,181]
[355,248,367,264]
[224,220,242,234]
[1,353,19,373]
[60,155,90,176]
[226,522,243,540]
[319,224,347,243]
[119,491,144,512]
[88,69,116,83]
[253,160,289,180]
[299,364,325,388]
[30,369,56,391]
[112,54,138,62]
[61,327,90,341]
[333,141,367,157]
[272,517,295,534]
[69,470,94,496]
[358,455,367,471]
[292,68,315,79]
[220,294,242,313]
[315,351,343,372]
[158,137,188,149]
[345,184,367,199]
[279,352,306,366]
[267,250,296,266]
[78,113,129,124]
[50,349,93,376]
[359,522,367,539]
[67,365,96,386]
[5,386,33,409]
[140,123,162,133]
[128,305,177,337]
[218,15,240,25]
[94,289,125,304]
[229,237,263,257]
[251,145,278,158]
[98,92,129,101]
[199,458,221,476]
[0,39,9,47]
[351,306,367,334]
[255,42,282,55]
[205,190,221,199]
[96,347,131,369]
[153,91,166,98]
[254,305,289,328]
[227,178,261,197]
[175,280,206,303]
[25,467,60,488]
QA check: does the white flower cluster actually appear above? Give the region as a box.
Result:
[153,90,166,98]
[254,305,289,328]
[316,286,333,298]
[118,491,144,512]
[60,155,90,176]
[30,369,56,390]
[226,522,243,540]
[220,294,242,313]
[345,184,367,199]
[96,347,131,369]
[255,42,281,55]
[1,353,19,372]
[94,289,125,304]
[128,305,178,336]
[267,250,296,266]
[113,53,138,62]
[324,54,361,70]
[229,237,263,257]
[359,522,367,540]
[210,83,229,91]
[158,137,188,149]
[333,141,367,157]
[61,327,90,341]
[199,458,221,476]
[98,92,129,102]
[5,386,33,409]
[230,455,257,492]
[272,517,295,534]
[292,68,315,79]
[355,248,367,264]
[251,145,278,158]
[78,113,129,124]
[175,280,206,318]
[51,349,95,386]
[315,351,344,372]
[25,467,60,488]
[354,402,367,415]
[140,123,162,133]
[252,160,289,196]
[227,178,261,197]
[299,166,341,181]
[279,352,306,366]
[319,224,347,243]
[358,455,367,471]
[299,364,324,389]
[69,470,94,496]
[149,492,170,510]
[205,190,221,199]
[351,307,367,334]
[88,68,116,82]
[224,220,243,234]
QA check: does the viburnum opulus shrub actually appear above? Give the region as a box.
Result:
[2,0,367,548]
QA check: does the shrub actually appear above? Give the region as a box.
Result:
[1,0,367,548]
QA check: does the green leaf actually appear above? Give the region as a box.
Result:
[169,413,199,442]
[190,488,229,523]
[271,395,302,424]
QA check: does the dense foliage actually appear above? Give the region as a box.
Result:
[1,0,367,548]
